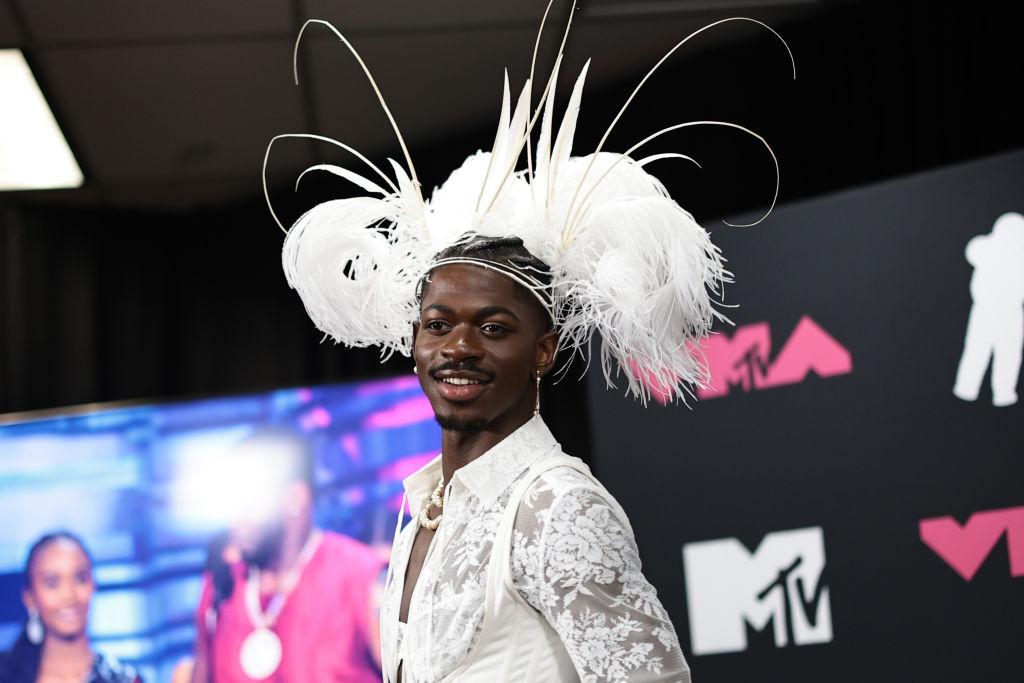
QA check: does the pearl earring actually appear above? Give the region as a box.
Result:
[534,369,541,416]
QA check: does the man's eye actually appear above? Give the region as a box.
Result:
[425,320,449,332]
[482,323,509,335]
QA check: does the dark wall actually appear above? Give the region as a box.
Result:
[2,0,1023,461]
[0,203,594,457]
[587,150,1024,681]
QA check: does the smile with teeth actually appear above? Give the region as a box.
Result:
[441,377,484,385]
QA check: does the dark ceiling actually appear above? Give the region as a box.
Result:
[0,0,824,210]
[4,0,1024,422]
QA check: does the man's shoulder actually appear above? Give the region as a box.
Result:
[511,461,638,562]
[532,460,594,487]
[520,460,619,512]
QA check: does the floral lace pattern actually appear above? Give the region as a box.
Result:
[512,473,688,682]
[380,417,689,682]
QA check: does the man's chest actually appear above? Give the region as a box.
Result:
[398,525,436,622]
[391,494,507,616]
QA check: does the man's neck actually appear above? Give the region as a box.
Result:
[268,519,313,576]
[440,411,534,484]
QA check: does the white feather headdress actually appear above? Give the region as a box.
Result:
[264,6,794,404]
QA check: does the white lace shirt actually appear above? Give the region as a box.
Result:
[380,416,691,682]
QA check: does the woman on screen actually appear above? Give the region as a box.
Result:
[0,532,142,683]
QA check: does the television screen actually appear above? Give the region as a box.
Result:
[0,377,438,682]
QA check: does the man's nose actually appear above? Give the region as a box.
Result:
[441,323,483,362]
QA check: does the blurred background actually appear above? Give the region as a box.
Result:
[1,1,1022,681]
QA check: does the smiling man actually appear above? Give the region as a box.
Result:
[372,235,691,682]
[273,10,786,682]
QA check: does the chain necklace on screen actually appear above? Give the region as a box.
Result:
[239,529,323,679]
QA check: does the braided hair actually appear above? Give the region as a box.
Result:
[419,234,555,332]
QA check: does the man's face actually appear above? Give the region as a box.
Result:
[231,516,285,568]
[413,264,556,434]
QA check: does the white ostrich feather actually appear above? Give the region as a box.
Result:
[266,12,795,403]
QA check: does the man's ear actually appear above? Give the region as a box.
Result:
[411,321,420,352]
[22,589,35,614]
[536,330,558,377]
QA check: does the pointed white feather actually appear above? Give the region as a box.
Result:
[533,53,563,208]
[386,158,426,238]
[548,60,590,208]
[504,79,533,171]
[475,71,512,212]
[478,78,532,216]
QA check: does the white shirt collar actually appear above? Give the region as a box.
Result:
[402,415,560,511]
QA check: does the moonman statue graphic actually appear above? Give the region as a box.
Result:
[953,212,1024,407]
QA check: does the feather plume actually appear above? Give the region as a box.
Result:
[281,197,422,357]
[272,14,793,404]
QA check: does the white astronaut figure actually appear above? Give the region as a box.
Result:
[953,212,1024,407]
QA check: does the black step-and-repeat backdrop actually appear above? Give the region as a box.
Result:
[587,149,1023,682]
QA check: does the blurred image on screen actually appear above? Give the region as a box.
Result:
[0,377,438,682]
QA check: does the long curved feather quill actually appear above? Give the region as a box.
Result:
[263,132,397,234]
[293,19,424,207]
[562,17,795,237]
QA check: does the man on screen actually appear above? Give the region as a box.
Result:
[189,430,383,683]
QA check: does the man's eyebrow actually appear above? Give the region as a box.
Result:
[422,303,520,320]
[422,303,455,315]
[477,305,519,320]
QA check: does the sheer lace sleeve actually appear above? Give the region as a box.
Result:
[510,471,691,683]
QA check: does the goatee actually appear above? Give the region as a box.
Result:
[435,414,491,434]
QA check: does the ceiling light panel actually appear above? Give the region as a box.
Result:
[0,49,83,190]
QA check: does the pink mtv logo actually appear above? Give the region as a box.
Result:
[699,316,852,399]
[632,316,852,404]
[920,505,1024,581]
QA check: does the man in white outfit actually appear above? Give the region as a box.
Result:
[271,6,790,680]
[378,236,691,682]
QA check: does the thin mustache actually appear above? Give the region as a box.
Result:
[430,361,492,378]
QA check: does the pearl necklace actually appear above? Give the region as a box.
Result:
[418,476,445,530]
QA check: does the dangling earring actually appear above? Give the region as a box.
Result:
[413,365,418,374]
[534,369,541,416]
[26,607,43,645]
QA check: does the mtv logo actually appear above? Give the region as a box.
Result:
[920,505,1024,581]
[699,316,852,399]
[627,316,852,405]
[683,527,832,655]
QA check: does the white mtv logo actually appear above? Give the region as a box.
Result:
[682,526,832,655]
